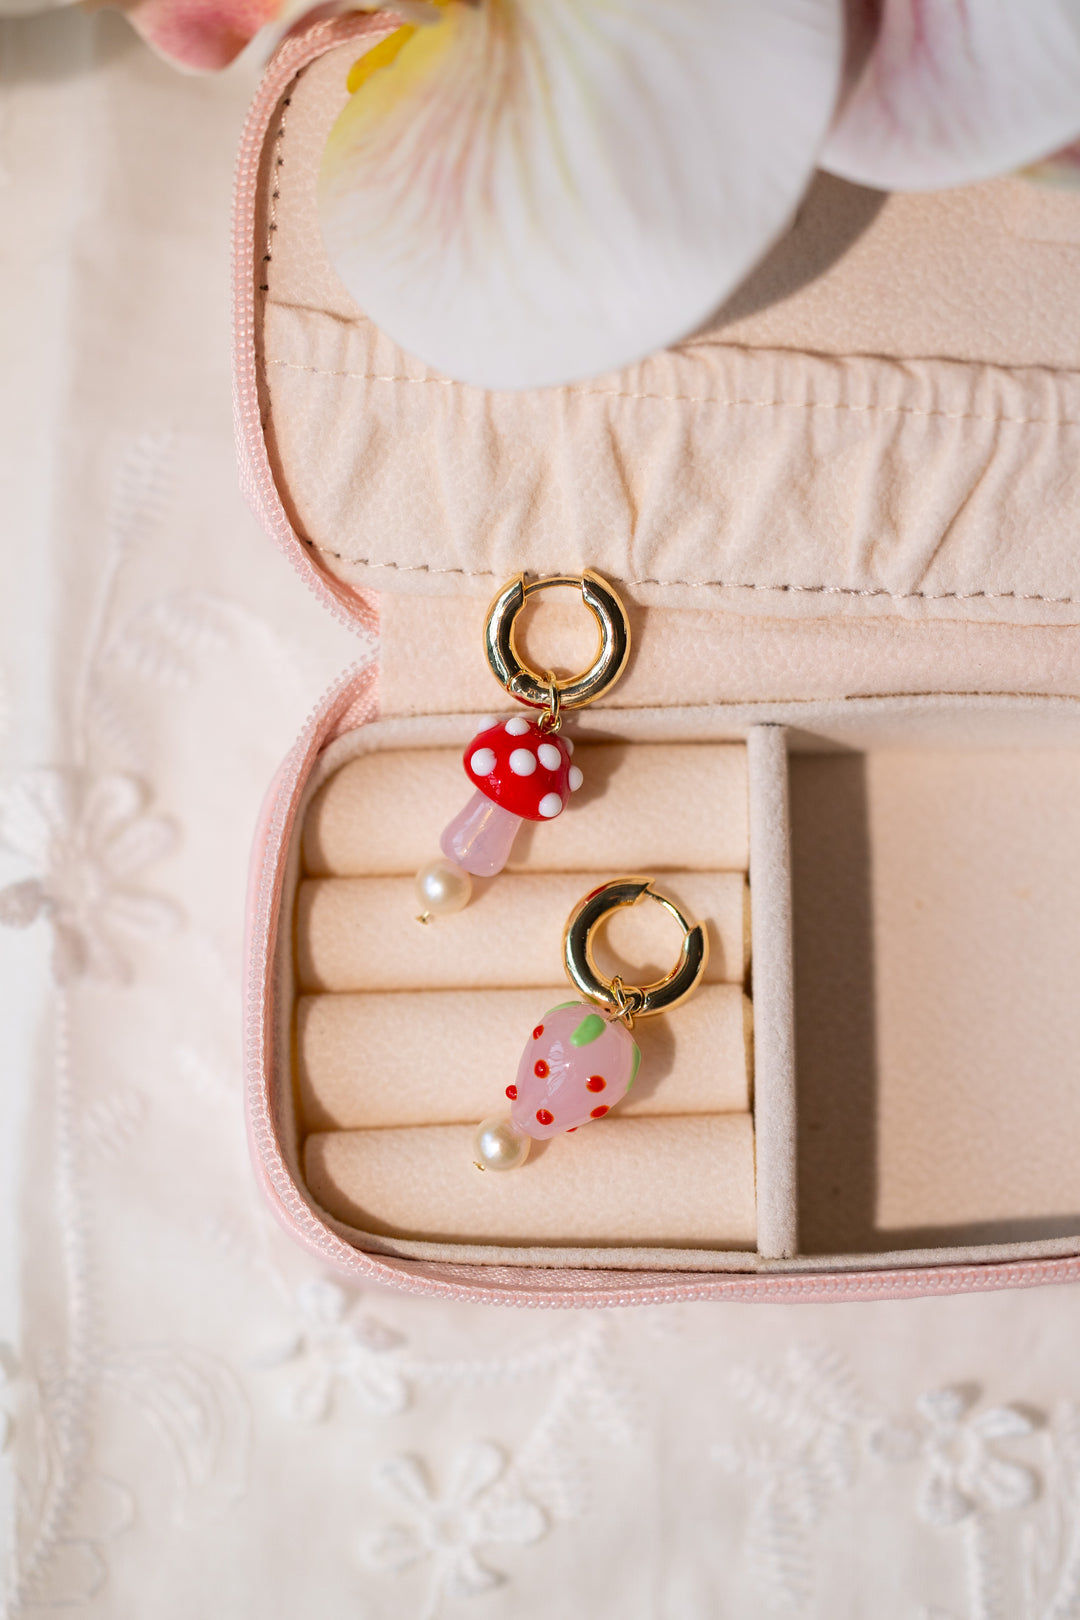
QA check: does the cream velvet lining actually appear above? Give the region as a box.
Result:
[258,44,1080,626]
[291,724,764,1257]
[273,702,1080,1272]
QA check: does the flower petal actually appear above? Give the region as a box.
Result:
[359,1521,425,1574]
[80,775,144,850]
[122,0,285,71]
[449,1440,505,1506]
[916,1387,970,1428]
[100,813,177,880]
[0,769,72,865]
[445,1549,502,1600]
[477,1496,547,1547]
[0,878,46,927]
[375,1453,435,1510]
[319,0,843,388]
[971,1405,1036,1442]
[297,1278,349,1329]
[822,0,1080,191]
[974,1455,1038,1513]
[345,1355,409,1418]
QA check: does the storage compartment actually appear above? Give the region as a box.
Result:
[792,742,1080,1256]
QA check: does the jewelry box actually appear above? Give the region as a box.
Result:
[237,14,1080,1305]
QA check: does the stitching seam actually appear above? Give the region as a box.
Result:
[265,358,1080,429]
[303,542,1080,606]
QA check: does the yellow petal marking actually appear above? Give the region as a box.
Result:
[345,0,453,96]
[346,28,419,96]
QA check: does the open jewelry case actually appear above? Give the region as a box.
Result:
[237,16,1080,1304]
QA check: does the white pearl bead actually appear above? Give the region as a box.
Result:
[414,858,472,917]
[473,1116,531,1172]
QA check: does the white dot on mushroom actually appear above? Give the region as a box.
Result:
[469,747,497,775]
[537,743,562,771]
[569,765,583,792]
[504,717,531,736]
[538,792,563,818]
[509,748,536,776]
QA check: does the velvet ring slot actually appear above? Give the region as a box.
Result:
[277,714,791,1266]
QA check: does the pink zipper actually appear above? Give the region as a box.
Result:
[232,11,388,640]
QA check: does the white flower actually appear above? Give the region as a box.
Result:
[870,1387,1039,1528]
[0,770,180,984]
[318,0,1080,389]
[361,1441,546,1603]
[254,1279,408,1420]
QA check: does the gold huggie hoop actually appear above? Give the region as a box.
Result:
[483,570,631,715]
[562,878,709,1025]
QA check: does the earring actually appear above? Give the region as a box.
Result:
[472,878,709,1171]
[414,570,630,921]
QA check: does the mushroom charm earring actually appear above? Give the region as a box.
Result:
[473,878,708,1171]
[414,571,630,921]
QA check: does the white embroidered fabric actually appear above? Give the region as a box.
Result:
[4,14,1080,1618]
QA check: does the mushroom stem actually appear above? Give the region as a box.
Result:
[440,790,523,877]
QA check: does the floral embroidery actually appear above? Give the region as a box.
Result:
[870,1387,1038,1528]
[713,1344,865,1613]
[360,1442,546,1614]
[0,769,180,983]
[255,1280,408,1421]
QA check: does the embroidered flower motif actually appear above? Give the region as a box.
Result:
[360,1441,546,1605]
[255,1279,409,1421]
[0,770,180,984]
[869,1387,1039,1528]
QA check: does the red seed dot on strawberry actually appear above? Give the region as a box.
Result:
[534,1059,549,1079]
[532,1025,544,1040]
[536,1108,554,1125]
[505,1085,517,1099]
[586,1075,606,1092]
[590,1105,609,1119]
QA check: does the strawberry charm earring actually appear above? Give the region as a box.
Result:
[473,878,708,1171]
[415,571,630,920]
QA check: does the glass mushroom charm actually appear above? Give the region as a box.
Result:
[414,571,630,921]
[473,878,709,1171]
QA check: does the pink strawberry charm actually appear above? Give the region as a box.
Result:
[439,716,582,877]
[472,1000,640,1172]
[510,1001,640,1139]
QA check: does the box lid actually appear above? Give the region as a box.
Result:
[235,17,1080,709]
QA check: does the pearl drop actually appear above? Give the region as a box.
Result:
[415,858,472,917]
[473,1116,531,1172]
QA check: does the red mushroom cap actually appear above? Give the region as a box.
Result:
[462,717,581,822]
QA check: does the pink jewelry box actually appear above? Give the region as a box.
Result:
[237,15,1080,1306]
